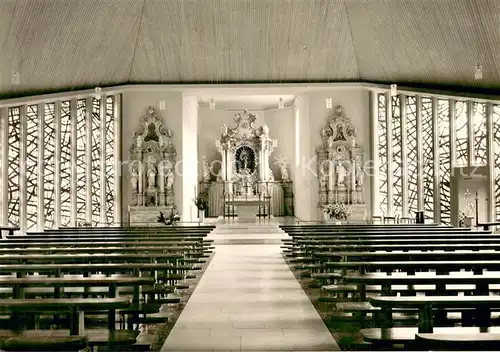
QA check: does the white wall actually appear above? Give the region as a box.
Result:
[120,90,183,221]
[182,95,198,222]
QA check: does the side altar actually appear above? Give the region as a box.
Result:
[316,105,366,221]
[127,107,177,225]
[199,110,293,218]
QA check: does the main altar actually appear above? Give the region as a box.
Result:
[316,105,366,221]
[199,110,293,219]
[128,107,177,225]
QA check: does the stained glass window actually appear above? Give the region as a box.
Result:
[438,99,451,223]
[105,96,116,224]
[421,97,434,220]
[377,93,388,216]
[7,107,20,227]
[455,101,468,166]
[405,96,418,217]
[60,101,72,226]
[25,105,39,231]
[473,102,487,166]
[44,103,55,228]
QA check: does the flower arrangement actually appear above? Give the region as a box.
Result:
[158,211,181,226]
[324,203,350,221]
[193,193,208,210]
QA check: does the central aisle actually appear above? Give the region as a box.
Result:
[161,221,340,351]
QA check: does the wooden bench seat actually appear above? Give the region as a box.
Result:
[0,333,88,351]
[361,327,500,349]
[416,331,500,350]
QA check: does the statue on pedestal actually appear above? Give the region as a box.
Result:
[355,163,364,187]
[129,164,138,192]
[202,157,211,182]
[147,163,156,189]
[336,161,346,186]
[280,162,289,181]
[166,168,174,191]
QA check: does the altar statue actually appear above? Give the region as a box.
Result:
[268,168,275,181]
[166,168,174,190]
[240,150,249,170]
[129,164,138,192]
[355,163,364,186]
[221,124,228,137]
[336,161,346,186]
[202,157,211,182]
[280,163,289,181]
[147,163,156,189]
[319,163,328,189]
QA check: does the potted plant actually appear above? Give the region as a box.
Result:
[193,193,208,223]
[323,203,349,224]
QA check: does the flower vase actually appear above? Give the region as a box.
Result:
[198,209,205,223]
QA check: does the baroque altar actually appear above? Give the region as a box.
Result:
[199,110,293,218]
[128,107,177,224]
[316,105,366,221]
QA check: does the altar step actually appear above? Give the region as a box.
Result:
[206,219,290,245]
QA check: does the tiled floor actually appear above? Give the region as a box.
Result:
[161,221,340,351]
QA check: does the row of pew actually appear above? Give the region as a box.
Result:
[281,223,500,351]
[0,224,215,351]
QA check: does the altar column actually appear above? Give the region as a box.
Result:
[159,161,165,205]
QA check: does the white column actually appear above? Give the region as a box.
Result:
[400,94,408,217]
[114,95,122,225]
[100,98,107,225]
[369,91,379,217]
[85,97,92,224]
[486,102,495,222]
[0,107,8,226]
[54,101,61,228]
[385,92,393,216]
[37,103,45,230]
[70,99,77,226]
[416,95,424,212]
[19,105,27,234]
[432,97,441,223]
[182,95,198,221]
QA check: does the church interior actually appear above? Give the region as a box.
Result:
[1,0,500,351]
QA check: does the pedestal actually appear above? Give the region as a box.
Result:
[129,206,175,225]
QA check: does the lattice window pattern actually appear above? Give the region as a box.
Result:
[438,99,451,224]
[391,96,403,216]
[60,101,72,226]
[105,96,115,224]
[91,99,101,224]
[43,103,55,228]
[455,101,468,166]
[493,105,500,220]
[405,96,419,217]
[473,102,487,166]
[377,93,388,216]
[76,99,87,223]
[421,97,434,220]
[7,107,21,227]
[25,105,39,231]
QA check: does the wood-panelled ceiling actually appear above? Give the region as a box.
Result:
[1,0,499,97]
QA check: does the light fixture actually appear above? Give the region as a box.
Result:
[209,98,215,110]
[325,97,332,109]
[11,71,20,85]
[474,64,483,80]
[278,98,284,109]
[159,100,166,110]
[93,86,102,100]
[390,84,397,97]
